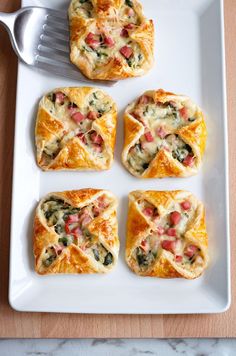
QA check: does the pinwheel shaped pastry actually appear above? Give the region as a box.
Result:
[122,89,207,178]
[34,189,119,275]
[126,190,208,279]
[35,87,117,171]
[68,0,154,80]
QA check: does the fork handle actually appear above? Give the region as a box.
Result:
[0,12,15,31]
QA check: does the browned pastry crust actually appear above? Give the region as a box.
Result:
[35,87,117,171]
[68,0,154,80]
[122,89,207,178]
[34,189,119,274]
[126,190,209,279]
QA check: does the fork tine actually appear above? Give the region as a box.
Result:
[45,8,68,20]
[43,27,69,41]
[37,45,71,65]
[39,35,69,52]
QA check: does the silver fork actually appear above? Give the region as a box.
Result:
[0,6,115,86]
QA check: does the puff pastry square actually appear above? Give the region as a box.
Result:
[126,190,209,279]
[35,87,117,171]
[68,0,154,80]
[122,89,207,178]
[34,189,119,274]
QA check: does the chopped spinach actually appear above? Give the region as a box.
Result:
[142,162,149,170]
[47,93,56,103]
[93,92,98,100]
[93,249,100,261]
[58,237,72,247]
[79,0,88,3]
[43,254,56,267]
[54,224,63,234]
[97,51,108,58]
[125,0,133,7]
[188,117,196,122]
[103,252,113,266]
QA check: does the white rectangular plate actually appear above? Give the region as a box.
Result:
[9,0,230,314]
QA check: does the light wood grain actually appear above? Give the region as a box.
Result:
[0,0,235,338]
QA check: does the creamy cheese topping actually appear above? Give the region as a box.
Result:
[132,197,205,273]
[41,195,113,268]
[41,90,113,166]
[127,95,198,174]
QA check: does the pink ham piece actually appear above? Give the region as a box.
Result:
[87,111,99,120]
[161,240,176,253]
[54,245,64,255]
[127,8,135,17]
[120,45,133,59]
[66,214,80,224]
[92,205,100,217]
[183,155,195,167]
[72,112,85,124]
[125,23,135,30]
[55,92,65,104]
[90,132,103,144]
[143,207,154,217]
[181,200,191,210]
[156,126,167,139]
[77,133,86,144]
[97,196,109,209]
[85,32,100,49]
[104,36,115,47]
[80,213,92,227]
[71,226,82,237]
[179,107,189,120]
[170,211,181,225]
[138,95,150,105]
[156,226,165,235]
[144,131,154,142]
[175,255,183,262]
[184,245,198,258]
[93,144,103,153]
[120,28,129,37]
[166,228,176,237]
[68,107,77,116]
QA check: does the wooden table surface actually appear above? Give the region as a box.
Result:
[0,0,235,338]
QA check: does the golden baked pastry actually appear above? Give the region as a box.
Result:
[34,189,119,274]
[122,89,207,178]
[68,0,154,80]
[35,87,117,171]
[126,190,208,279]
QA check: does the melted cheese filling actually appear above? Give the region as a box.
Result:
[127,98,197,174]
[41,90,112,165]
[132,198,205,273]
[41,195,113,268]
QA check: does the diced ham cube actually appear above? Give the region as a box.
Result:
[145,131,154,142]
[104,36,115,47]
[66,214,80,224]
[166,228,176,237]
[93,144,103,153]
[55,92,65,104]
[97,196,109,209]
[80,214,92,227]
[161,240,176,253]
[92,205,100,217]
[156,226,165,235]
[120,28,129,37]
[77,133,86,144]
[127,8,135,17]
[141,239,147,250]
[54,245,64,255]
[170,211,181,225]
[175,255,183,262]
[156,126,167,139]
[90,132,103,144]
[68,107,77,116]
[85,32,100,49]
[181,200,191,210]
[87,111,99,120]
[179,107,189,120]
[120,45,133,59]
[183,155,195,167]
[72,112,85,124]
[138,95,150,105]
[143,207,154,217]
[71,226,82,237]
[184,245,198,258]
[125,23,135,30]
